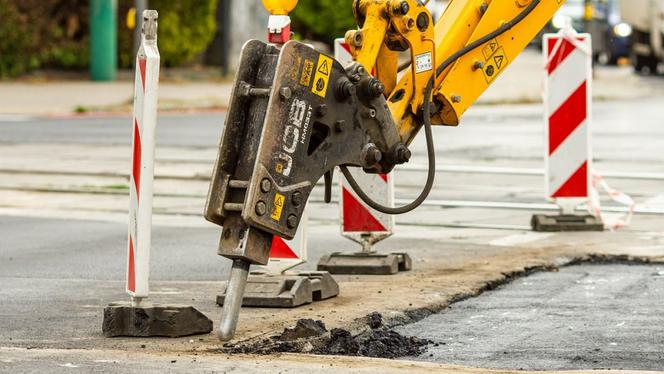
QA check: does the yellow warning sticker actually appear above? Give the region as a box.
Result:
[271,193,285,221]
[482,47,508,84]
[290,56,302,81]
[482,39,500,60]
[311,54,333,98]
[300,59,314,87]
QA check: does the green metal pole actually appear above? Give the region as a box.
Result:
[90,0,118,81]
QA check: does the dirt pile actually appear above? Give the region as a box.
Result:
[315,327,430,358]
[217,312,430,359]
[313,312,429,358]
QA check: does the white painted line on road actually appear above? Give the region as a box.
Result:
[399,198,664,215]
[397,221,530,231]
[0,115,35,122]
[401,164,664,181]
[489,232,553,247]
[0,168,206,181]
[644,195,664,208]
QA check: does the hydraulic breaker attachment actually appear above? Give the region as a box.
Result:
[206,40,407,340]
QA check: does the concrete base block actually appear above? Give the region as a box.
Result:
[216,271,339,308]
[317,252,413,275]
[531,214,604,232]
[102,302,213,338]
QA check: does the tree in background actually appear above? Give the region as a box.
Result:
[117,0,217,68]
[0,0,89,78]
[290,0,357,46]
[0,0,216,78]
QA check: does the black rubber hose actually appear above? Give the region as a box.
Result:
[340,78,435,215]
[341,0,542,214]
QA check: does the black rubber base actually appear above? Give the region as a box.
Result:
[102,302,213,338]
[531,214,604,232]
[216,271,339,308]
[317,252,413,275]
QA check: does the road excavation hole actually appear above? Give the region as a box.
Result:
[396,264,664,371]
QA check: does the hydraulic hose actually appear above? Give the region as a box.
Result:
[342,0,542,214]
[341,79,435,215]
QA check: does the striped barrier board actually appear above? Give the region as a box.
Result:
[543,31,592,211]
[340,169,395,246]
[334,38,354,67]
[532,29,603,232]
[126,17,160,299]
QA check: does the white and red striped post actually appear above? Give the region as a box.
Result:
[335,38,395,250]
[267,15,292,44]
[260,3,306,275]
[543,28,593,215]
[127,10,160,305]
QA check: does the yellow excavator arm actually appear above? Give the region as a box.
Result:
[348,0,565,143]
[206,0,563,340]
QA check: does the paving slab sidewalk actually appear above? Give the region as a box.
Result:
[1,50,662,116]
[0,81,233,116]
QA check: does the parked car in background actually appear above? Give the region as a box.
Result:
[620,0,664,74]
[535,0,632,65]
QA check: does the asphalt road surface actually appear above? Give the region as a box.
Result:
[398,264,664,371]
[2,97,664,166]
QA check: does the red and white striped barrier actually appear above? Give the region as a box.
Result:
[340,169,395,248]
[260,7,305,275]
[262,211,307,274]
[267,15,292,44]
[335,38,395,247]
[127,17,160,301]
[334,38,354,67]
[542,28,636,230]
[543,29,592,214]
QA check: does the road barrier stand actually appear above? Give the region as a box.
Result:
[102,11,212,338]
[316,39,412,275]
[215,0,338,310]
[532,26,603,232]
[217,210,338,307]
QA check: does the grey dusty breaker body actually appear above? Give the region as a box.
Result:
[205,40,404,340]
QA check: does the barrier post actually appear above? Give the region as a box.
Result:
[532,26,603,232]
[316,39,412,275]
[102,11,212,338]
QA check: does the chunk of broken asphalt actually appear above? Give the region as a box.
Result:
[367,312,383,329]
[278,319,327,341]
[316,328,431,359]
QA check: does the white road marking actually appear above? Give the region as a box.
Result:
[489,232,553,247]
[0,115,34,122]
[644,195,664,208]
